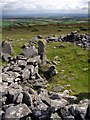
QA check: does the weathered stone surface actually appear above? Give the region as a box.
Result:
[8,88,21,103]
[27,56,41,65]
[38,40,45,61]
[22,68,30,80]
[1,37,89,120]
[58,107,75,120]
[2,53,11,62]
[12,66,22,72]
[50,113,62,120]
[2,41,14,55]
[17,60,27,69]
[0,109,4,120]
[85,103,90,119]
[16,92,23,104]
[39,94,51,106]
[32,103,49,119]
[3,104,31,119]
[45,66,58,78]
[32,94,42,107]
[50,99,68,112]
[23,46,38,58]
[23,91,32,106]
[53,86,64,92]
[0,97,7,107]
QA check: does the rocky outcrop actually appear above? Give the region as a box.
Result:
[0,39,90,120]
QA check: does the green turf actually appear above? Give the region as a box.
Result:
[46,42,89,96]
[2,22,90,101]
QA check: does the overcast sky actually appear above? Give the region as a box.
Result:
[0,0,89,16]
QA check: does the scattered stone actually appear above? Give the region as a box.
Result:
[53,86,64,92]
[45,65,58,78]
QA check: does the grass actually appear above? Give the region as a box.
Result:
[2,21,90,101]
[46,42,89,97]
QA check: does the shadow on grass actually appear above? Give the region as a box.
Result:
[75,92,90,103]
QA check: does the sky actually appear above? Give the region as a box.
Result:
[0,0,89,16]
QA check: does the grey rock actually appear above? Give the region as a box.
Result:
[23,46,38,58]
[63,115,75,120]
[37,35,43,39]
[0,83,8,96]
[52,61,58,65]
[32,103,49,119]
[27,56,41,65]
[45,66,58,78]
[2,104,14,111]
[8,88,20,103]
[2,53,11,62]
[39,94,51,106]
[85,103,90,119]
[23,91,32,106]
[16,92,23,104]
[17,60,27,69]
[38,88,48,96]
[27,65,34,76]
[50,93,62,100]
[63,95,77,104]
[32,94,43,107]
[13,66,22,72]
[50,113,62,120]
[0,96,7,108]
[0,109,4,120]
[2,41,14,55]
[22,68,30,80]
[3,104,31,119]
[33,82,47,89]
[53,86,64,92]
[58,107,75,120]
[38,40,45,61]
[50,99,68,112]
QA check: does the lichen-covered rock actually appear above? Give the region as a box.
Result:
[3,104,31,119]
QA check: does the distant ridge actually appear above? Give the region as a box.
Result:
[2,13,88,19]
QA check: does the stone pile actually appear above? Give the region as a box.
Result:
[46,31,90,49]
[0,39,90,120]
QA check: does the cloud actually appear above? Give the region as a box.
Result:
[0,0,89,15]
